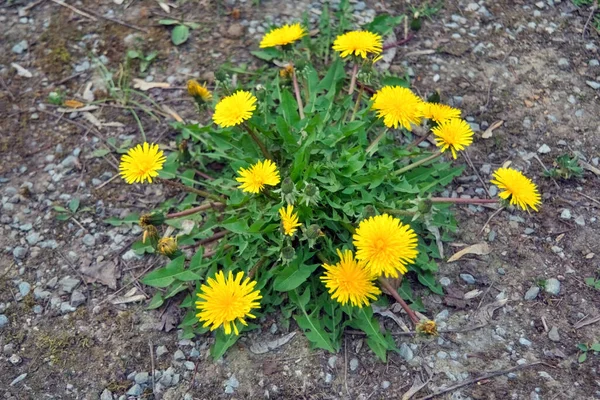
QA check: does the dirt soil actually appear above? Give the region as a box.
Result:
[1,0,600,399]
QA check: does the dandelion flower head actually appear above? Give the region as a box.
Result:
[332,30,383,59]
[260,23,306,48]
[490,168,541,212]
[119,142,166,184]
[236,159,281,194]
[213,90,257,128]
[431,118,474,159]
[371,86,424,131]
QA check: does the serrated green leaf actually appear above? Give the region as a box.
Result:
[171,25,190,45]
[147,293,164,310]
[141,256,201,288]
[211,329,240,360]
[273,263,319,292]
[417,272,444,295]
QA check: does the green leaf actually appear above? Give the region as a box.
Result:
[68,198,80,213]
[585,277,596,286]
[104,213,140,226]
[590,343,600,352]
[579,352,588,363]
[417,272,444,295]
[127,50,140,59]
[141,256,201,288]
[56,214,70,221]
[362,13,405,35]
[159,19,180,25]
[171,25,190,45]
[250,48,282,61]
[53,206,68,213]
[273,263,319,292]
[185,22,201,29]
[577,343,589,352]
[91,149,111,158]
[381,76,410,88]
[211,329,240,360]
[146,293,164,310]
[349,308,390,362]
[290,288,336,353]
[280,89,300,125]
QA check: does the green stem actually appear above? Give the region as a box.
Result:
[165,203,224,219]
[393,152,443,176]
[242,123,272,160]
[157,178,224,202]
[378,277,419,325]
[365,129,388,155]
[380,208,417,217]
[349,84,364,122]
[430,197,499,205]
[291,69,306,120]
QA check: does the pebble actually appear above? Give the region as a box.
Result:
[12,40,28,54]
[134,372,149,384]
[70,290,86,307]
[156,345,168,357]
[184,361,195,370]
[586,81,600,90]
[460,273,476,284]
[225,374,239,391]
[13,246,28,259]
[10,373,27,386]
[560,209,571,219]
[349,358,359,371]
[544,278,560,295]
[173,349,186,361]
[399,343,414,361]
[328,356,337,368]
[18,282,31,297]
[519,337,532,347]
[435,309,449,321]
[26,232,40,245]
[548,326,560,342]
[440,277,452,287]
[537,144,551,154]
[100,389,113,400]
[381,381,391,389]
[0,315,7,328]
[574,216,585,226]
[9,354,22,365]
[82,234,96,247]
[126,384,142,396]
[590,59,600,67]
[60,302,76,313]
[557,58,569,68]
[524,286,540,300]
[59,277,80,293]
[226,24,244,39]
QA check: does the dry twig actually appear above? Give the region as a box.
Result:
[50,0,96,20]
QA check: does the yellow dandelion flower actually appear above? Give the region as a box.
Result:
[236,159,281,194]
[321,249,381,308]
[332,30,383,59]
[213,90,257,128]
[279,204,301,236]
[119,142,166,184]
[490,168,541,212]
[416,320,438,336]
[353,214,419,278]
[259,23,306,48]
[431,118,474,159]
[157,237,178,256]
[371,86,424,131]
[196,270,262,335]
[187,80,212,102]
[423,103,461,124]
[279,64,295,79]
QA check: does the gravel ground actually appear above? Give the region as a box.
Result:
[1,0,600,399]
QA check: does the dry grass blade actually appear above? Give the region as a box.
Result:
[447,242,490,262]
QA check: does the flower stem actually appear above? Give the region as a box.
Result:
[242,123,272,160]
[165,202,225,219]
[157,178,223,202]
[349,84,364,122]
[348,63,359,95]
[291,69,306,120]
[393,152,443,176]
[365,129,388,155]
[378,277,419,325]
[430,197,499,205]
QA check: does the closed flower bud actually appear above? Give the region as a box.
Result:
[157,237,178,257]
[281,177,295,195]
[304,183,317,197]
[418,199,432,214]
[142,225,159,246]
[282,245,295,261]
[362,205,377,219]
[139,212,165,228]
[305,224,321,239]
[187,80,212,102]
[214,70,228,83]
[178,140,191,163]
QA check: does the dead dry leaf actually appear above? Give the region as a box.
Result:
[249,332,297,354]
[524,99,535,108]
[57,105,99,113]
[157,0,170,12]
[482,120,504,139]
[159,303,180,332]
[132,78,170,91]
[472,298,507,326]
[580,160,600,176]
[63,99,85,109]
[447,242,491,262]
[464,289,483,299]
[374,304,410,332]
[162,105,183,122]
[11,63,32,78]
[402,376,430,400]
[111,294,146,305]
[180,220,195,235]
[80,260,119,289]
[82,82,94,102]
[83,112,103,128]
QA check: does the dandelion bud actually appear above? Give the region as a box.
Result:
[304,183,317,197]
[362,205,377,219]
[299,182,320,206]
[282,245,295,261]
[305,224,321,239]
[157,237,179,257]
[178,140,191,163]
[142,225,159,247]
[139,212,165,228]
[214,70,228,83]
[279,64,294,79]
[418,199,432,214]
[281,178,295,195]
[187,80,212,103]
[416,320,438,336]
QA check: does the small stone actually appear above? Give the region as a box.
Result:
[270,323,278,334]
[437,351,448,359]
[70,290,86,307]
[26,232,40,245]
[134,372,149,384]
[349,358,359,371]
[60,302,76,313]
[524,286,540,300]
[13,246,28,259]
[184,361,195,370]
[100,389,113,400]
[59,277,80,293]
[524,228,535,235]
[466,3,479,11]
[574,216,585,226]
[225,374,239,389]
[586,81,600,90]
[82,234,96,247]
[537,144,551,154]
[46,277,58,289]
[12,40,28,54]
[226,23,244,39]
[173,349,185,361]
[189,348,200,359]
[535,1,545,9]
[328,356,337,368]
[0,314,9,328]
[399,343,414,361]
[589,59,600,67]
[460,273,476,284]
[381,381,391,389]
[548,326,560,342]
[435,309,449,321]
[34,287,51,300]
[439,277,452,287]
[544,278,560,295]
[18,282,31,297]
[557,58,569,68]
[481,164,492,174]
[9,354,22,365]
[354,1,366,11]
[126,384,142,396]
[156,345,168,357]
[538,371,554,380]
[10,373,27,386]
[497,268,506,275]
[560,209,571,219]
[519,337,532,347]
